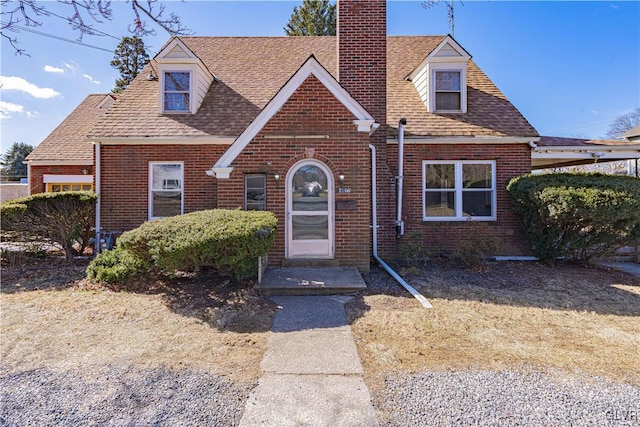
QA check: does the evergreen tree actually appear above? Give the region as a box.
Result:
[110,36,150,93]
[284,0,336,36]
[1,142,33,179]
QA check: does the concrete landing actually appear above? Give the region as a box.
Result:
[255,267,367,295]
[238,296,378,427]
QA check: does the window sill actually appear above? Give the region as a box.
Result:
[422,217,496,222]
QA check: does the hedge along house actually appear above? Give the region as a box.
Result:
[87,0,544,271]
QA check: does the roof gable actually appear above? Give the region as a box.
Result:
[209,55,376,178]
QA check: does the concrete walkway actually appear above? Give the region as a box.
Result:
[239,296,378,427]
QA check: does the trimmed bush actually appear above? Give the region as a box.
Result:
[116,209,277,280]
[86,246,148,284]
[1,191,96,261]
[506,173,640,264]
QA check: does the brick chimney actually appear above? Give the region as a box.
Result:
[337,0,387,125]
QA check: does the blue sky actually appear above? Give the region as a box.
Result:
[1,1,638,154]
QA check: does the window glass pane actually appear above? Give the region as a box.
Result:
[82,185,92,190]
[425,164,455,189]
[152,164,182,190]
[164,93,189,111]
[435,92,461,111]
[245,174,266,211]
[152,191,182,217]
[463,191,493,216]
[51,185,61,192]
[292,215,328,240]
[164,72,189,91]
[463,164,492,188]
[62,185,71,191]
[436,71,460,90]
[425,191,455,217]
[291,165,328,211]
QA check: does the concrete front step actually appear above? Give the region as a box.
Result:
[255,267,367,295]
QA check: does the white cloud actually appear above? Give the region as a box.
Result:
[0,76,61,99]
[0,100,24,119]
[26,111,40,119]
[64,62,78,72]
[44,65,65,74]
[83,74,101,85]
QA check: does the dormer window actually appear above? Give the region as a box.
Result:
[435,71,461,111]
[154,37,216,115]
[163,71,191,112]
[408,36,471,114]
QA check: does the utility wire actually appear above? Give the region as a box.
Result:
[13,25,114,53]
[40,9,121,41]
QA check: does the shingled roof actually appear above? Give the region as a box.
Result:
[27,94,115,162]
[88,36,538,140]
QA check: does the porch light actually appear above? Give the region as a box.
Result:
[338,174,345,186]
[273,173,281,186]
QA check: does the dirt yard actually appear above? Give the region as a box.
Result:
[351,260,640,390]
[3,253,638,389]
[1,254,276,384]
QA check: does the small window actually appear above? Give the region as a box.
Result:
[163,72,190,112]
[47,183,93,192]
[435,71,461,111]
[149,162,183,219]
[423,160,496,221]
[245,174,266,211]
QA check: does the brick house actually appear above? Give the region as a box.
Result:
[25,0,639,270]
[25,94,115,193]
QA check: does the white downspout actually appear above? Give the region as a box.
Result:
[396,118,406,236]
[370,144,432,309]
[94,142,101,255]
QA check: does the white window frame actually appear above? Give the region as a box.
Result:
[149,161,184,220]
[161,68,193,114]
[422,160,496,221]
[428,63,467,113]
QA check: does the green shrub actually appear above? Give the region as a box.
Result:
[86,246,148,284]
[506,173,640,264]
[117,209,277,280]
[1,191,96,261]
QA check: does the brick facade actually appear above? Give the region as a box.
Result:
[218,75,372,270]
[337,0,396,259]
[29,164,92,194]
[99,144,225,231]
[391,143,532,256]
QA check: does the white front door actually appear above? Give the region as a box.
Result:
[286,160,334,259]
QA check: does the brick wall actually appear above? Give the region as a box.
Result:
[29,164,92,194]
[391,143,532,256]
[99,145,225,231]
[217,75,373,270]
[337,0,395,259]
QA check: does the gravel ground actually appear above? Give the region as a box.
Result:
[0,364,252,426]
[376,370,640,427]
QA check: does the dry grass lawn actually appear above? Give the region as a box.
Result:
[350,261,640,388]
[1,255,275,384]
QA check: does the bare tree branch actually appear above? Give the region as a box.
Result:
[0,0,191,55]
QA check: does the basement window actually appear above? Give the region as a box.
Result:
[423,160,496,221]
[149,162,183,219]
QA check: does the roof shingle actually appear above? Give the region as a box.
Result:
[88,36,538,141]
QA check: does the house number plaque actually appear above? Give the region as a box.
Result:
[336,200,357,210]
[338,187,352,193]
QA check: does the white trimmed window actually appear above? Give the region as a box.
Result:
[423,160,496,221]
[163,71,191,113]
[435,71,461,111]
[149,162,183,219]
[245,174,266,211]
[430,65,467,113]
[43,174,93,192]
